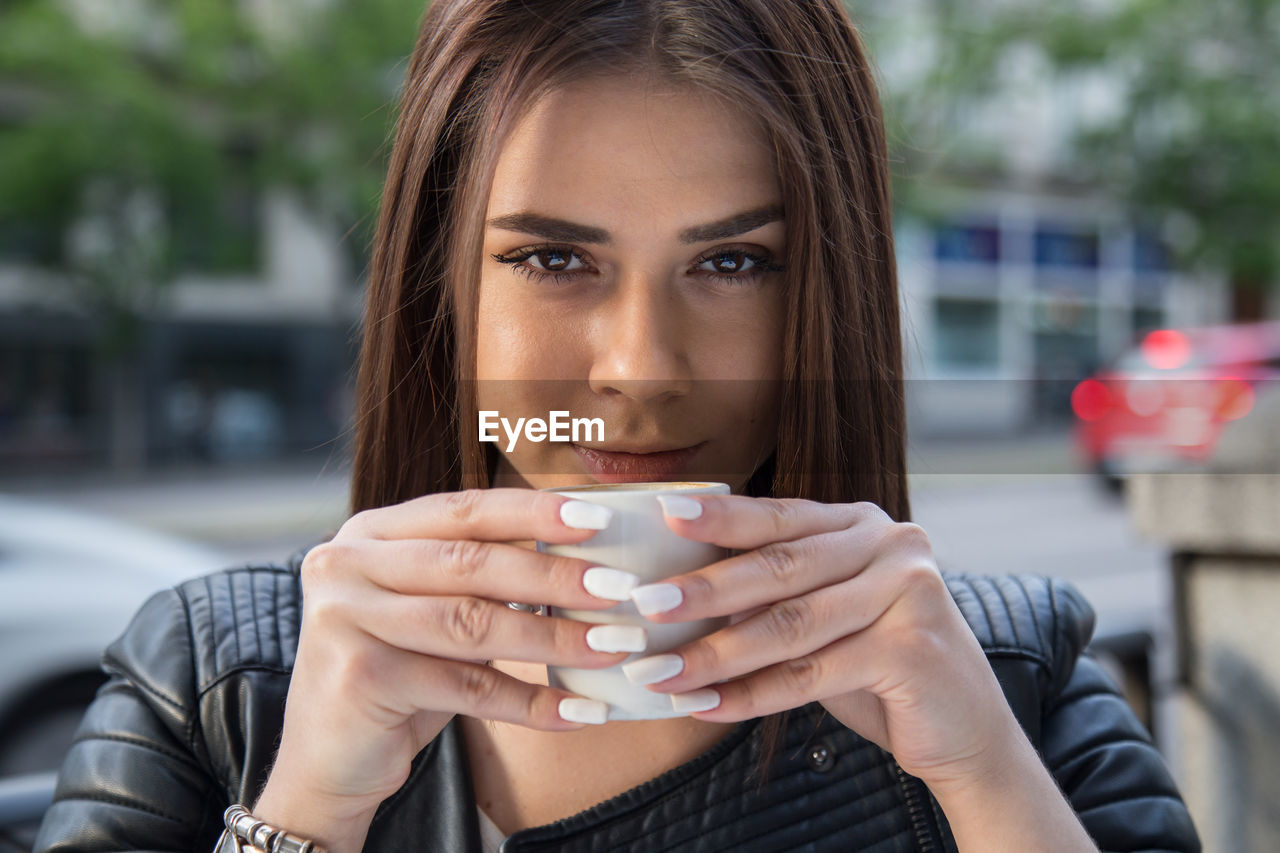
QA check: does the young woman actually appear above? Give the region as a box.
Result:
[35,1,1200,851]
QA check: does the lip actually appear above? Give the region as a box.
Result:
[572,443,704,484]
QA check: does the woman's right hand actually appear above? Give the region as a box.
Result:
[250,488,636,852]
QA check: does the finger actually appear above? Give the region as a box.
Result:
[306,538,636,610]
[381,651,610,730]
[624,566,897,694]
[666,628,884,723]
[351,592,643,669]
[670,567,957,722]
[341,488,615,544]
[654,494,888,550]
[630,522,890,621]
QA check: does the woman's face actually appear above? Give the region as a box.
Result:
[476,74,785,493]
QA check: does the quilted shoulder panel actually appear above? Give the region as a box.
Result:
[179,565,304,695]
[160,542,315,696]
[944,572,1097,695]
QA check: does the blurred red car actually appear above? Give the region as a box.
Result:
[1073,321,1280,485]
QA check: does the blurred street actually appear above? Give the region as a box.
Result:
[1,460,351,567]
[907,428,1169,645]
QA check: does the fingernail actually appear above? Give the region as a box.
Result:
[586,624,647,653]
[670,689,720,713]
[560,500,613,530]
[656,495,703,520]
[622,654,684,685]
[558,697,608,724]
[583,567,640,601]
[630,583,683,615]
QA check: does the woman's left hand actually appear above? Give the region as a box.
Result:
[624,494,1028,798]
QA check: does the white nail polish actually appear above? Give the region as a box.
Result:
[670,689,720,713]
[583,567,640,601]
[656,494,703,520]
[622,654,684,685]
[560,500,613,530]
[586,624,647,653]
[630,583,683,615]
[558,697,608,724]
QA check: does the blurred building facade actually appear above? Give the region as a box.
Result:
[0,0,379,475]
[0,189,360,473]
[896,178,1229,436]
[875,0,1266,437]
[2,0,1272,468]
[1,177,1213,463]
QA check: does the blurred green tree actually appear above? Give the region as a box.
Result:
[0,0,423,467]
[860,0,1280,321]
[1020,0,1279,320]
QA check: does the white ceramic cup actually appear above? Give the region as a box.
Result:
[536,481,731,720]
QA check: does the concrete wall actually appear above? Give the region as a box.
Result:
[1127,390,1280,853]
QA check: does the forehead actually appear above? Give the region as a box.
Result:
[487,75,780,222]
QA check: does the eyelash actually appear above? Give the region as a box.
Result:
[489,244,785,287]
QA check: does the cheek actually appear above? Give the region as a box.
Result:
[742,384,782,442]
[718,302,784,448]
[475,280,591,432]
[705,296,785,381]
[475,280,559,381]
[475,284,526,419]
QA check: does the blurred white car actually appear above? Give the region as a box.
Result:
[0,495,229,778]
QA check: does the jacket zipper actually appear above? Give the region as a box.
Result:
[893,761,938,852]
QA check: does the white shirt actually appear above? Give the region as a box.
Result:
[477,805,507,853]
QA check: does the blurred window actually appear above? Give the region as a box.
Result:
[1034,329,1100,418]
[1133,274,1167,306]
[933,222,1000,265]
[0,340,93,464]
[1033,293,1096,335]
[161,334,290,462]
[1133,228,1172,273]
[1133,306,1165,339]
[934,298,1000,368]
[1034,225,1098,270]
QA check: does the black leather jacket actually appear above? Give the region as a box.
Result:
[33,551,1200,852]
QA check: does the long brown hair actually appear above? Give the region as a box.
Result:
[350,0,910,777]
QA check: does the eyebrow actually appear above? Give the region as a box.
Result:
[485,203,784,246]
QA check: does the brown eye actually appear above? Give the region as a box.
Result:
[694,249,784,284]
[491,244,591,285]
[706,251,752,274]
[531,248,577,272]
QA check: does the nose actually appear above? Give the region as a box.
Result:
[587,272,693,403]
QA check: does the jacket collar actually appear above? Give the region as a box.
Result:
[363,714,762,851]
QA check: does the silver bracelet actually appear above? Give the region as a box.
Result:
[215,804,330,853]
